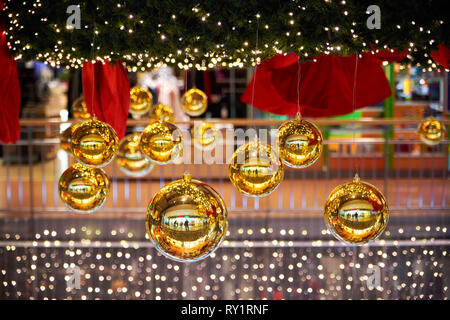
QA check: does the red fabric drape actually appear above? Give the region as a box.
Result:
[203,71,212,102]
[369,45,408,63]
[0,0,21,143]
[241,53,393,117]
[431,44,450,70]
[82,60,130,139]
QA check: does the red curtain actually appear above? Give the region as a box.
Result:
[241,52,393,117]
[82,60,130,139]
[0,0,21,143]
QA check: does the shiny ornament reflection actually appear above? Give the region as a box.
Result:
[129,86,153,119]
[60,122,81,153]
[72,96,90,120]
[229,141,284,197]
[116,132,154,177]
[277,116,323,168]
[58,163,110,213]
[146,173,228,262]
[150,103,174,122]
[192,122,218,151]
[417,117,446,146]
[324,174,388,245]
[71,118,119,167]
[181,88,208,116]
[139,120,183,164]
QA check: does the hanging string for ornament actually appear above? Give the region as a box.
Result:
[324,53,389,246]
[89,22,97,120]
[228,13,284,198]
[181,49,208,117]
[69,19,119,168]
[182,51,188,174]
[296,56,302,119]
[184,51,188,93]
[352,53,359,175]
[249,13,260,136]
[276,53,323,169]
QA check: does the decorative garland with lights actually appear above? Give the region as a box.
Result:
[2,0,448,70]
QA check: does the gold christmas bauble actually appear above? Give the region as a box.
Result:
[192,122,218,151]
[129,86,153,119]
[229,141,284,197]
[146,173,228,262]
[150,103,174,122]
[72,96,91,120]
[71,118,119,168]
[116,132,154,177]
[417,117,446,146]
[277,116,323,168]
[181,88,208,116]
[324,174,388,245]
[60,122,81,153]
[58,163,110,213]
[139,120,183,164]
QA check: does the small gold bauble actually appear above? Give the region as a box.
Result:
[72,96,91,120]
[181,88,208,116]
[139,120,183,164]
[58,163,110,213]
[150,103,174,122]
[324,174,389,245]
[277,116,323,168]
[116,132,154,177]
[146,173,228,262]
[417,117,446,146]
[129,86,153,119]
[60,122,81,153]
[229,140,284,197]
[70,118,119,168]
[192,122,218,151]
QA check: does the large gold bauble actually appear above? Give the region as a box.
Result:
[417,117,446,146]
[72,96,91,120]
[58,163,110,213]
[192,122,218,151]
[181,88,208,116]
[60,122,81,153]
[324,174,388,245]
[139,120,183,164]
[129,86,153,119]
[150,103,174,122]
[229,141,284,197]
[70,118,119,168]
[116,132,154,177]
[277,116,323,168]
[146,173,228,262]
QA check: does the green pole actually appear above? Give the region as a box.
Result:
[322,125,330,171]
[383,63,395,171]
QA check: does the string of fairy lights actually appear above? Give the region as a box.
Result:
[2,0,449,71]
[0,219,448,299]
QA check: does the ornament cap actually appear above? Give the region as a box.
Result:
[353,173,360,183]
[295,112,302,120]
[183,172,192,183]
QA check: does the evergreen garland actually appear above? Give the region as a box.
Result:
[2,0,448,70]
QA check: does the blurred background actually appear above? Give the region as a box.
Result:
[0,62,449,300]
